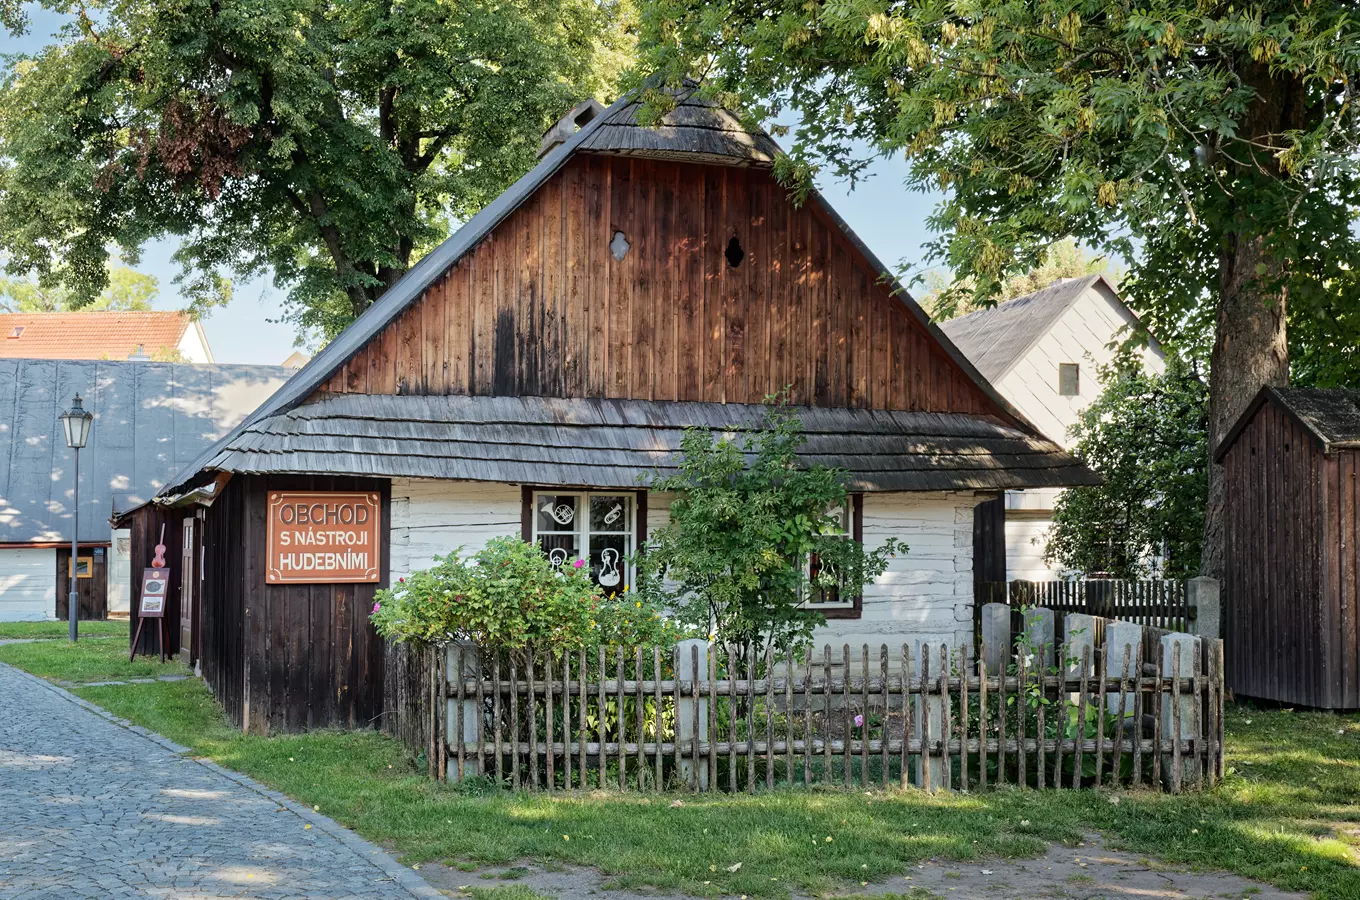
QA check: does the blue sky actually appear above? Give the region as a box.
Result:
[2,14,944,365]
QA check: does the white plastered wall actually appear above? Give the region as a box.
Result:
[0,547,57,621]
[995,284,1164,580]
[390,482,977,654]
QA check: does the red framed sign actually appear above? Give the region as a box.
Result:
[266,491,382,584]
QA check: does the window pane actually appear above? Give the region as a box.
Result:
[1058,363,1080,396]
[590,495,631,532]
[538,533,580,570]
[536,495,579,533]
[589,532,629,594]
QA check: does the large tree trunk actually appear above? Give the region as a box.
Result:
[1201,234,1289,578]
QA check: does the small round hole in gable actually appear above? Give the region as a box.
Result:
[610,231,631,261]
[725,235,745,268]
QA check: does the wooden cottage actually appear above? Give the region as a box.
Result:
[129,89,1096,734]
[1218,386,1360,710]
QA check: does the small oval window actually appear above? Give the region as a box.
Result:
[610,231,631,261]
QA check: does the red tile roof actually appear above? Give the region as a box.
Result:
[0,311,197,361]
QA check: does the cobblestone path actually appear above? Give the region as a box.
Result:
[0,662,436,899]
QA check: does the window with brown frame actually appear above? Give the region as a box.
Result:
[803,494,865,620]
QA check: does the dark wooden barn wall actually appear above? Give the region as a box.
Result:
[1222,402,1337,707]
[1321,447,1360,710]
[129,505,185,659]
[56,546,108,620]
[200,474,391,735]
[319,156,1000,415]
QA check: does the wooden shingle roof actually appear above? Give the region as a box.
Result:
[189,394,1099,493]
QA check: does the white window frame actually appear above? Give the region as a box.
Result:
[800,499,858,612]
[530,490,637,594]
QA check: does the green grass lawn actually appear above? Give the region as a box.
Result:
[0,619,128,639]
[55,674,1360,900]
[0,633,187,682]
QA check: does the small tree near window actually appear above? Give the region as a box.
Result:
[636,401,902,656]
[1045,356,1208,578]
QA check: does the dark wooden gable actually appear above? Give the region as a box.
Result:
[318,155,1003,416]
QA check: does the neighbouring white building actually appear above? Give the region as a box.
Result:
[0,358,290,620]
[941,275,1165,580]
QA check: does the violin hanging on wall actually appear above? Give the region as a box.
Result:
[151,525,167,569]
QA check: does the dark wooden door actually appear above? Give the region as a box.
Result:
[56,546,107,620]
[180,517,197,666]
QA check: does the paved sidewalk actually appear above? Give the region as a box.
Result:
[0,662,440,899]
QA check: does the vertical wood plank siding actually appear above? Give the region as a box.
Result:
[129,505,185,659]
[318,157,997,416]
[1220,402,1355,708]
[197,474,391,734]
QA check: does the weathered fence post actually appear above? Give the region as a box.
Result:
[1104,622,1141,715]
[981,602,1010,675]
[1023,607,1056,670]
[1160,633,1199,790]
[675,638,709,790]
[446,641,482,781]
[914,638,951,790]
[1187,577,1220,639]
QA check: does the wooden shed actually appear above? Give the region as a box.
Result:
[139,86,1096,735]
[1217,386,1360,709]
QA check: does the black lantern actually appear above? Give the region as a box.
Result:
[60,395,93,450]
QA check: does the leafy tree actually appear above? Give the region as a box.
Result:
[637,0,1360,577]
[635,403,901,655]
[0,264,159,313]
[0,0,633,339]
[1045,356,1208,579]
[923,238,1121,321]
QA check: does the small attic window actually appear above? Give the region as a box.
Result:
[1058,363,1080,397]
[8,326,23,338]
[610,230,631,261]
[725,235,745,268]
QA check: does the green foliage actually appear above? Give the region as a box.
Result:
[636,402,901,651]
[636,0,1360,401]
[0,0,634,338]
[923,239,1121,322]
[1045,356,1208,578]
[0,263,158,313]
[370,536,678,651]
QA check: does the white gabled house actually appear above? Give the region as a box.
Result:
[941,275,1165,580]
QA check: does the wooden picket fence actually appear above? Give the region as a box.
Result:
[408,636,1225,794]
[976,580,1192,641]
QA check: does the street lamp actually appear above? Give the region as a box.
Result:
[60,394,93,643]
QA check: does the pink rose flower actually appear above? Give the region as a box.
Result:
[854,714,864,728]
[372,602,381,614]
[573,558,586,569]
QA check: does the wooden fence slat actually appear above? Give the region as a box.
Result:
[920,648,932,792]
[785,644,796,785]
[1171,642,1183,794]
[900,643,911,789]
[1094,646,1106,788]
[1016,649,1027,788]
[493,655,504,785]
[671,645,682,790]
[1074,645,1089,788]
[977,641,987,791]
[511,655,522,790]
[689,644,700,791]
[747,644,758,793]
[455,647,467,782]
[654,645,665,790]
[823,645,833,785]
[1192,640,1204,791]
[562,651,571,790]
[997,641,1006,787]
[860,644,871,786]
[880,644,890,789]
[578,649,588,786]
[801,645,811,785]
[707,643,718,791]
[765,644,776,789]
[940,644,952,791]
[1152,641,1164,789]
[1131,642,1143,789]
[1051,639,1064,788]
[1036,645,1046,791]
[545,652,555,791]
[617,647,628,790]
[727,644,738,791]
[526,649,538,791]
[635,647,646,788]
[597,648,608,791]
[842,644,853,786]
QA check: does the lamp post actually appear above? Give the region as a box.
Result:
[60,395,93,643]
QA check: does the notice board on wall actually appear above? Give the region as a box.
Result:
[266,491,382,584]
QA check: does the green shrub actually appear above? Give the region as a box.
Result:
[370,536,681,651]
